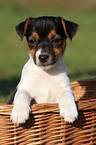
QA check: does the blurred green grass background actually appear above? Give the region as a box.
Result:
[0,0,96,102]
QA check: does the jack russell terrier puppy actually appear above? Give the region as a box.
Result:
[9,16,79,124]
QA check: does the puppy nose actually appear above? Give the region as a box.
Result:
[39,55,49,63]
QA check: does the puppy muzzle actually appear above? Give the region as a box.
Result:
[35,47,53,66]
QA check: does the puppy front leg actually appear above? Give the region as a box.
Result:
[59,90,78,123]
[11,91,32,124]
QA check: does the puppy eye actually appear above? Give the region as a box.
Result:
[29,38,35,44]
[53,37,61,44]
[54,38,60,42]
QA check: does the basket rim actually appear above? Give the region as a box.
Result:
[0,98,96,116]
[71,78,96,85]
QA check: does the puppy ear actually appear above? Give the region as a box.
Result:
[15,17,31,40]
[61,18,79,41]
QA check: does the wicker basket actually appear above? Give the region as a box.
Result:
[0,79,96,145]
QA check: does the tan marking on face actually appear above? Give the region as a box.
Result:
[48,30,57,39]
[27,42,37,60]
[29,32,39,41]
[27,32,40,61]
[53,39,66,61]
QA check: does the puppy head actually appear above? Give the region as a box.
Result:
[16,16,79,69]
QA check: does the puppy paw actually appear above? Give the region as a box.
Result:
[59,103,78,123]
[11,105,31,124]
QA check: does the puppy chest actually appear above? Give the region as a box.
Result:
[20,67,65,103]
[25,75,63,103]
[33,84,63,103]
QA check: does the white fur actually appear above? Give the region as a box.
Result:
[11,54,78,124]
[35,48,42,65]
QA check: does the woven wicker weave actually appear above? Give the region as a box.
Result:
[0,79,96,145]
